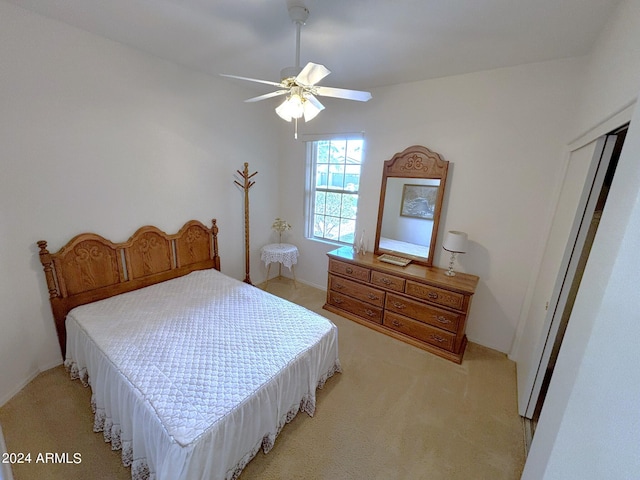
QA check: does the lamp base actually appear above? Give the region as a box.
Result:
[445,251,458,277]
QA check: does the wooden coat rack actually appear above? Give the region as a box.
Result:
[234,162,258,285]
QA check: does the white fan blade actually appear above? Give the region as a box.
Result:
[245,90,289,103]
[305,94,325,111]
[303,94,325,122]
[220,73,283,88]
[315,86,372,102]
[296,62,331,86]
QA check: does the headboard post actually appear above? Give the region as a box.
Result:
[37,240,59,298]
[38,240,67,357]
[212,219,221,270]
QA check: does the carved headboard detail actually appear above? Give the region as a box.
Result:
[38,219,221,358]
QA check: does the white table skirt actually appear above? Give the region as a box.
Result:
[260,243,299,270]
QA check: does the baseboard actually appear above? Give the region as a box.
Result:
[523,417,535,454]
[0,370,40,408]
[38,358,64,373]
[294,278,326,291]
[258,274,327,292]
[0,360,63,408]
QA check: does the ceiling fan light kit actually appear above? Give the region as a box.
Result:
[275,86,324,122]
[221,5,371,137]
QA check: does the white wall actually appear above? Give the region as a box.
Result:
[574,0,640,136]
[4,5,639,476]
[523,0,640,477]
[277,57,585,353]
[0,2,280,405]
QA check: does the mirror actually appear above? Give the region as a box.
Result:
[374,145,449,266]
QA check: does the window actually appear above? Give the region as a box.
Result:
[306,137,364,244]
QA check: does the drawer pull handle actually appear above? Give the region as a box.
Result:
[428,292,439,299]
[364,309,375,317]
[335,283,344,290]
[434,315,451,324]
[381,277,392,285]
[392,320,403,327]
[392,301,406,309]
[346,267,354,274]
[333,297,343,304]
[430,334,446,343]
[367,293,380,300]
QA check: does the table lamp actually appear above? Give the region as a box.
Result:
[442,231,468,276]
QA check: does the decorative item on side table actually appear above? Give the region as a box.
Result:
[272,217,292,243]
[442,230,468,276]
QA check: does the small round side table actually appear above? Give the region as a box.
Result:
[260,243,299,289]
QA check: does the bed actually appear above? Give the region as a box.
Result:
[37,219,341,480]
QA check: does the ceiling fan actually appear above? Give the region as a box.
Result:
[220,5,372,136]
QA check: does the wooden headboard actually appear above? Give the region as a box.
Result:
[38,219,221,358]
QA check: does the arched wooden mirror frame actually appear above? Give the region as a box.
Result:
[374,145,449,267]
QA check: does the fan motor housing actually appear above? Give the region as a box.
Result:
[288,6,309,24]
[280,66,302,81]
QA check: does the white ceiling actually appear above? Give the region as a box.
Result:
[8,0,621,91]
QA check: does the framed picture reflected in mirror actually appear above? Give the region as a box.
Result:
[400,184,438,219]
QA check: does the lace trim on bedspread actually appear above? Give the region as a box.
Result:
[227,359,342,480]
[122,440,133,467]
[132,459,151,480]
[317,359,342,390]
[66,359,148,478]
[66,358,341,480]
[92,404,136,471]
[64,359,89,387]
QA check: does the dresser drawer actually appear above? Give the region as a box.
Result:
[384,312,455,351]
[371,271,405,292]
[327,292,383,324]
[329,259,370,282]
[385,293,461,333]
[405,280,465,310]
[328,274,384,307]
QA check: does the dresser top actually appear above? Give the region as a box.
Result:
[327,247,479,295]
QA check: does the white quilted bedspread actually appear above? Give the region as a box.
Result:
[65,269,340,480]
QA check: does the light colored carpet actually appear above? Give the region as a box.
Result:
[0,277,525,479]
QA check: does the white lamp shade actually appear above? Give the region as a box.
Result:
[275,99,293,122]
[442,231,468,253]
[303,94,324,121]
[275,95,304,122]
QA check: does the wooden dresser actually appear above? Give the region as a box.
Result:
[323,247,479,363]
